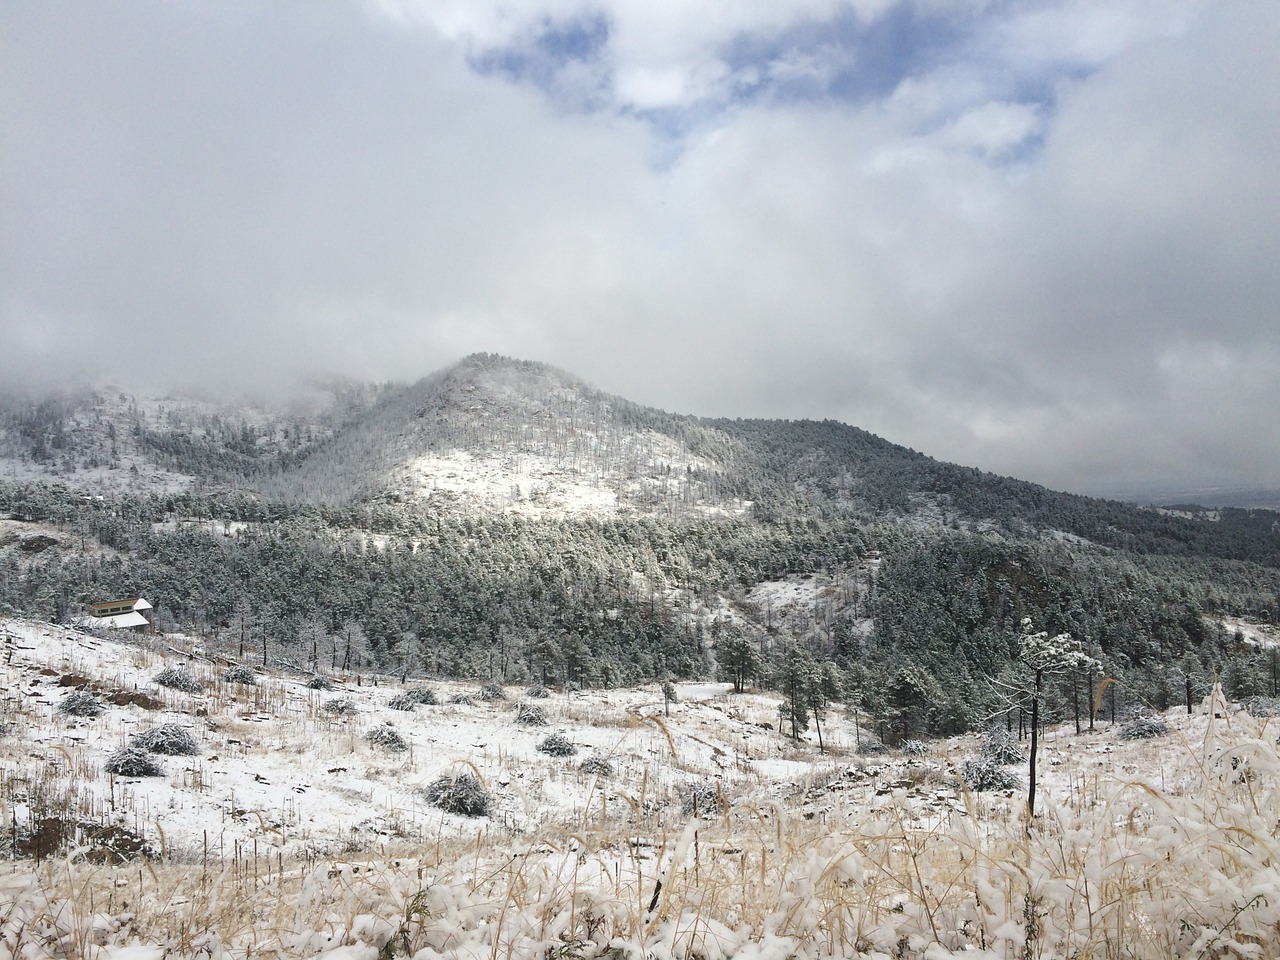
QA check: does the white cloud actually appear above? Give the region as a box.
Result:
[2,0,1278,496]
[937,101,1042,156]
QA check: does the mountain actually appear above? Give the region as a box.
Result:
[257,353,749,515]
[3,353,1280,743]
[8,353,1276,565]
[4,372,1280,958]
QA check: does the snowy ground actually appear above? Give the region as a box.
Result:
[1220,615,1280,649]
[3,617,1280,958]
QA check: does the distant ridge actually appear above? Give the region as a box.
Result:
[2,353,1279,567]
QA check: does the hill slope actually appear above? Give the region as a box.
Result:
[5,615,1280,958]
[259,354,748,515]
[2,353,1280,746]
[4,353,1278,569]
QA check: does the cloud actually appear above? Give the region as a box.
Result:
[1,0,1277,497]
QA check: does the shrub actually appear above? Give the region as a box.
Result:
[131,723,199,756]
[1119,716,1170,740]
[223,664,257,686]
[58,690,104,718]
[387,693,417,712]
[105,747,162,778]
[321,698,357,717]
[579,755,614,777]
[1245,696,1280,718]
[365,725,408,752]
[478,683,506,702]
[153,666,203,694]
[537,732,577,757]
[901,739,928,758]
[981,728,1024,765]
[681,780,726,816]
[525,684,550,699]
[406,686,438,705]
[307,675,333,690]
[424,771,492,818]
[515,702,548,726]
[856,736,889,756]
[962,756,1019,792]
[448,693,475,706]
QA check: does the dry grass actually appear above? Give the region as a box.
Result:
[8,698,1280,960]
[5,627,1280,957]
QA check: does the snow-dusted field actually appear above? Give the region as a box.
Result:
[3,617,1280,958]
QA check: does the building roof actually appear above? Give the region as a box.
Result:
[88,598,153,614]
[83,612,151,630]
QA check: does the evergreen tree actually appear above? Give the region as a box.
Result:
[717,625,763,694]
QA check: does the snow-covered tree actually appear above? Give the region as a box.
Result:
[1019,617,1097,819]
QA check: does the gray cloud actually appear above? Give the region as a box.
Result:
[2,1,1277,497]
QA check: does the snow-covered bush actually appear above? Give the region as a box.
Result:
[856,736,888,756]
[515,701,548,726]
[1119,715,1170,740]
[962,755,1019,792]
[307,675,333,690]
[478,683,506,702]
[57,690,104,718]
[681,780,726,816]
[105,746,163,777]
[537,732,577,757]
[525,684,550,699]
[901,739,928,758]
[131,723,199,756]
[321,698,357,717]
[406,686,438,705]
[1245,696,1280,717]
[424,771,491,818]
[578,755,614,777]
[387,693,417,711]
[223,664,257,686]
[449,693,475,706]
[981,728,1024,765]
[364,725,408,753]
[153,666,203,694]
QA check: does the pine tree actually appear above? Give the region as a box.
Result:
[777,642,817,741]
[717,626,762,694]
[1019,617,1097,820]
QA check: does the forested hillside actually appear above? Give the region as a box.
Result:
[2,354,1280,745]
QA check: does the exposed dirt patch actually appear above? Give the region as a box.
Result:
[18,535,60,553]
[107,690,164,710]
[9,816,155,863]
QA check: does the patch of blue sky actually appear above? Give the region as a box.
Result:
[462,3,1071,169]
[718,6,968,108]
[468,13,610,99]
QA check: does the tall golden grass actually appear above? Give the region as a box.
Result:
[4,687,1280,958]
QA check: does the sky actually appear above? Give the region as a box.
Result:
[2,1,1278,499]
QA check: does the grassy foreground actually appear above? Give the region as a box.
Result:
[4,688,1280,960]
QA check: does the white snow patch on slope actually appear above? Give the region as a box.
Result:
[401,431,751,518]
[1220,616,1280,649]
[407,450,619,516]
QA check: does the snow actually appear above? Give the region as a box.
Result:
[1220,615,1280,649]
[398,433,750,518]
[4,617,1280,958]
[407,451,620,517]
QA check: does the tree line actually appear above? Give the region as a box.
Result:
[4,479,1280,748]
